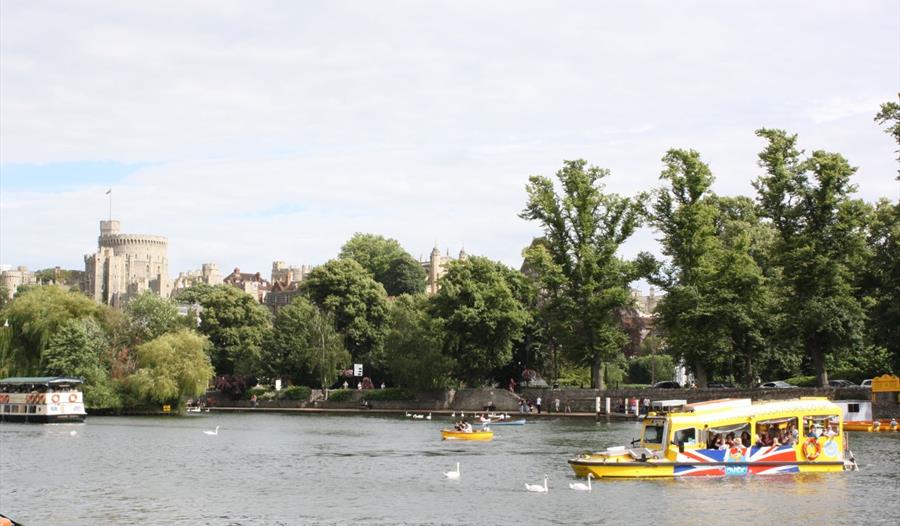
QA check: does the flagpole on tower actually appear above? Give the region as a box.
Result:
[106,188,112,220]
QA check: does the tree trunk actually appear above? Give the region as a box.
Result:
[591,355,605,390]
[743,355,754,388]
[810,346,828,387]
[693,360,708,388]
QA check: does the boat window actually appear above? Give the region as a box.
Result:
[673,428,696,445]
[642,424,665,444]
[804,415,839,438]
[847,403,859,413]
[756,417,799,446]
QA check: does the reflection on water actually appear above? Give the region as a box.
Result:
[1,414,898,525]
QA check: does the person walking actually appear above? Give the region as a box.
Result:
[535,396,542,414]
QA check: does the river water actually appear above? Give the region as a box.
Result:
[1,413,898,525]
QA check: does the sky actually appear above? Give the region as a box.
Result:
[1,1,897,284]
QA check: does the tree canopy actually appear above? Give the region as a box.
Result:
[124,330,214,406]
[339,233,426,296]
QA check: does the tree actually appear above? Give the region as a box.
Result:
[124,330,214,406]
[520,159,649,388]
[185,285,271,376]
[301,259,389,367]
[430,256,529,385]
[339,233,426,296]
[264,296,349,388]
[382,253,427,296]
[874,97,900,179]
[125,291,181,344]
[0,286,107,375]
[44,318,121,409]
[384,294,454,390]
[754,129,868,386]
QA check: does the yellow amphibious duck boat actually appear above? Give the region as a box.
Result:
[569,398,854,478]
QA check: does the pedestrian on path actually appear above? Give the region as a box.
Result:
[536,396,542,414]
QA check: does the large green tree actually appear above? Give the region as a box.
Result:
[264,296,349,388]
[301,259,389,367]
[0,286,108,375]
[184,285,271,376]
[430,256,529,386]
[520,160,648,388]
[124,330,214,406]
[384,294,454,390]
[43,317,121,409]
[125,291,182,344]
[339,233,426,296]
[754,129,869,386]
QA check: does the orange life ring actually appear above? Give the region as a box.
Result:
[51,394,60,404]
[69,393,77,403]
[803,438,821,461]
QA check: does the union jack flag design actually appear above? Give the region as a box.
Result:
[674,445,800,477]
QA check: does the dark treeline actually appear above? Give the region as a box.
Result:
[1,101,897,406]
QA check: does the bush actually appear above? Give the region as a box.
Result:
[278,385,312,401]
[784,375,817,387]
[328,389,353,402]
[243,386,268,400]
[363,388,414,401]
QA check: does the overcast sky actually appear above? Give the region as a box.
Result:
[1,1,897,283]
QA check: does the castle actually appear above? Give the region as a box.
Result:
[421,246,467,295]
[83,220,170,307]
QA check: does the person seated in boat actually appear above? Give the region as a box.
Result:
[724,432,736,448]
[461,421,473,433]
[711,433,724,449]
[789,424,800,444]
[454,420,464,431]
[823,424,838,437]
[778,427,791,444]
[891,418,898,430]
[740,431,751,449]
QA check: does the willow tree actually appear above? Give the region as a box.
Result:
[754,129,868,386]
[521,160,647,389]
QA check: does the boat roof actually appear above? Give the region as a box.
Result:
[661,398,840,425]
[0,376,83,386]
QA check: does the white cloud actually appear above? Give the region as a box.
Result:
[1,1,898,276]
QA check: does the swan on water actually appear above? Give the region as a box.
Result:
[405,411,412,417]
[569,473,593,491]
[525,475,549,493]
[69,430,77,436]
[425,413,432,420]
[412,414,424,419]
[451,411,456,418]
[444,462,460,480]
[203,425,220,435]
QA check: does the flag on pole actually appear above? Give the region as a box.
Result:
[105,188,111,195]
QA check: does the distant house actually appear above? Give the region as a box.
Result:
[222,267,271,303]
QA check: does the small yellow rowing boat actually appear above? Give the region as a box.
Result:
[441,429,494,441]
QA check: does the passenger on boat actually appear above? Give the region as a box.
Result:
[824,424,838,437]
[725,432,736,448]
[741,431,751,448]
[461,421,473,433]
[711,434,724,449]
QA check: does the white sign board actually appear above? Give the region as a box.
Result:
[353,363,363,377]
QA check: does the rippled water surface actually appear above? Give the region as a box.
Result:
[1,413,899,525]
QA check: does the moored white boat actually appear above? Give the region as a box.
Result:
[0,376,87,423]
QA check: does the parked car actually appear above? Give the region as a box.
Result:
[652,381,682,389]
[708,382,735,389]
[861,379,873,388]
[828,379,857,387]
[760,381,797,388]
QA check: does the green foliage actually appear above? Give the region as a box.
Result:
[754,129,868,386]
[1,286,108,375]
[124,330,214,406]
[382,253,427,296]
[263,296,350,388]
[875,97,900,173]
[430,256,529,386]
[125,291,181,344]
[363,387,414,401]
[0,286,9,310]
[384,294,454,390]
[278,385,312,400]
[302,259,388,366]
[520,159,647,388]
[42,317,121,409]
[339,233,426,296]
[244,386,268,399]
[556,364,592,388]
[327,389,353,401]
[628,354,676,385]
[783,375,817,387]
[185,284,271,375]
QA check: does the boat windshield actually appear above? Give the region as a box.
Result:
[642,423,665,444]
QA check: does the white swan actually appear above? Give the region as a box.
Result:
[569,473,593,491]
[405,411,412,417]
[425,413,432,420]
[451,411,456,418]
[525,475,549,493]
[412,414,424,419]
[444,462,460,480]
[203,425,219,436]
